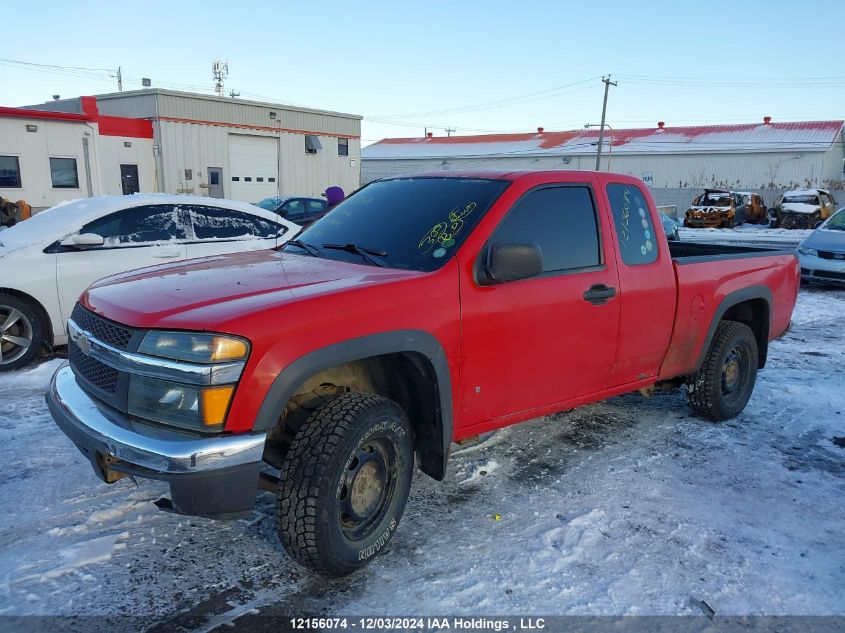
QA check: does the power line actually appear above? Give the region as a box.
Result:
[375,77,601,119]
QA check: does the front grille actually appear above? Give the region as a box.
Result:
[814,270,845,281]
[817,250,845,260]
[69,342,119,393]
[70,304,133,350]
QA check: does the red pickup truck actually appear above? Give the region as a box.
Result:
[47,170,799,576]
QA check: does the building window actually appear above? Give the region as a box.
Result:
[232,177,240,182]
[49,157,79,189]
[257,177,264,182]
[268,177,276,182]
[244,177,252,182]
[305,135,322,154]
[338,137,349,156]
[0,156,22,188]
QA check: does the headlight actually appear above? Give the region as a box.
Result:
[139,331,249,363]
[797,245,818,257]
[128,375,234,430]
[131,331,249,430]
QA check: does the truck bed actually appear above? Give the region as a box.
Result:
[659,241,799,381]
[668,240,795,262]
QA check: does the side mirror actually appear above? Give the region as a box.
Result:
[482,243,543,284]
[60,233,105,247]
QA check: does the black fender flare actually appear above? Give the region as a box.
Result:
[253,330,453,479]
[694,285,772,372]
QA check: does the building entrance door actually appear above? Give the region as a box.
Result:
[207,167,224,198]
[120,164,139,195]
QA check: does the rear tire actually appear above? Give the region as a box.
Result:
[686,320,758,421]
[0,295,44,372]
[277,393,414,577]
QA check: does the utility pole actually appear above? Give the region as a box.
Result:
[117,66,123,92]
[595,76,617,171]
[445,127,455,137]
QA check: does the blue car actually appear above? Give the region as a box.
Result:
[797,207,845,284]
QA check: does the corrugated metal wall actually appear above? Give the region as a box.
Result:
[363,129,845,189]
[362,144,844,190]
[95,90,362,199]
[158,121,360,199]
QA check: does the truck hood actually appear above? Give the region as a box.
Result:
[83,249,424,329]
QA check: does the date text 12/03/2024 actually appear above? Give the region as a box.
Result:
[289,617,546,630]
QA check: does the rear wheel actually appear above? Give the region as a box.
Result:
[686,321,758,421]
[0,295,43,372]
[277,393,414,577]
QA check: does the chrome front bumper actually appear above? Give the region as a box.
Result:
[47,364,266,518]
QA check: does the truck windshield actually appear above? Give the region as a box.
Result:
[287,177,510,271]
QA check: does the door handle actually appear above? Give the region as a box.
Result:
[583,284,617,305]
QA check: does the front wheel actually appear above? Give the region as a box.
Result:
[686,320,758,421]
[0,295,44,372]
[277,393,414,576]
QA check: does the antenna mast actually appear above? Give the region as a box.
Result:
[212,59,229,97]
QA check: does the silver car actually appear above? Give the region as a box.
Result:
[797,207,845,284]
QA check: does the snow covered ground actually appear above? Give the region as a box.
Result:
[1,288,843,627]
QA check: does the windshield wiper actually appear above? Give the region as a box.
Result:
[322,242,388,267]
[283,239,323,257]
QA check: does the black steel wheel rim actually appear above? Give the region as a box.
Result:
[721,344,749,401]
[337,436,398,541]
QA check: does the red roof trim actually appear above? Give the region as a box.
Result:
[0,102,153,139]
[374,120,845,148]
[96,115,153,139]
[0,106,93,123]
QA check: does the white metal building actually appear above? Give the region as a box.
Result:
[0,100,155,210]
[362,120,845,207]
[29,89,362,204]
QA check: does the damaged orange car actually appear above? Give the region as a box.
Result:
[684,189,746,228]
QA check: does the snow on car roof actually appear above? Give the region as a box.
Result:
[0,193,292,248]
[783,188,828,196]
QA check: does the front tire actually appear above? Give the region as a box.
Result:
[277,393,414,577]
[686,321,758,421]
[0,295,44,372]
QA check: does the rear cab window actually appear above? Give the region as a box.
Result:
[606,183,659,265]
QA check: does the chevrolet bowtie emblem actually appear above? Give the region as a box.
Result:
[76,332,92,355]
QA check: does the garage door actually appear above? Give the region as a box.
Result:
[228,134,278,202]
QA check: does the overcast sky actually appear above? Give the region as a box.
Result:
[4,0,844,145]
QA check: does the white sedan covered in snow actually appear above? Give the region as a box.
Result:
[0,194,300,371]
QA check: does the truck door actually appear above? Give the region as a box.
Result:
[601,181,676,387]
[458,181,621,428]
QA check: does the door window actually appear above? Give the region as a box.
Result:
[307,199,327,213]
[606,184,659,266]
[488,186,601,274]
[281,199,305,219]
[189,206,285,240]
[81,205,186,247]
